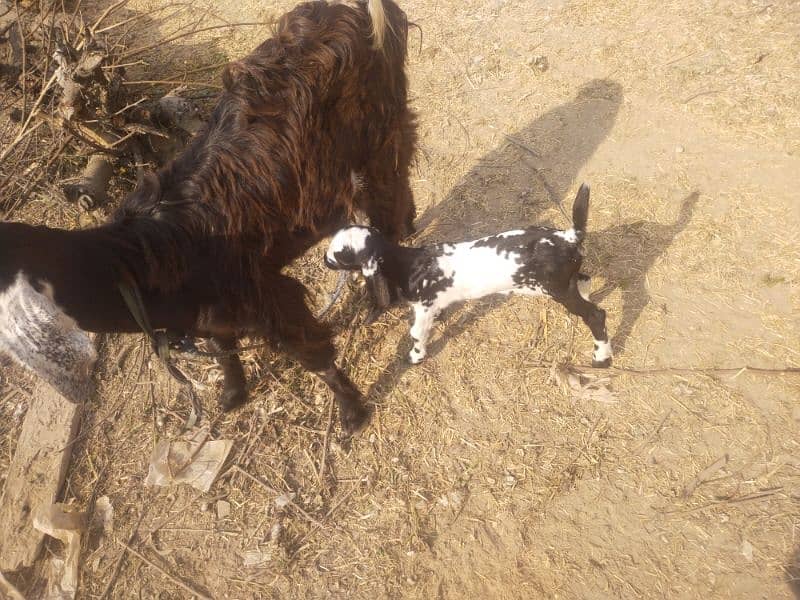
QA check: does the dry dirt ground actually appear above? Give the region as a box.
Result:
[2,0,800,598]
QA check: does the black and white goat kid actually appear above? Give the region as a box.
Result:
[325,184,612,367]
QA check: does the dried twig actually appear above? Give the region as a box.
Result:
[0,71,58,162]
[12,11,27,120]
[291,482,361,553]
[683,454,729,498]
[120,22,273,61]
[503,133,540,158]
[663,487,784,515]
[604,364,800,376]
[232,465,327,529]
[99,510,146,600]
[89,0,130,34]
[116,540,212,600]
[121,79,223,90]
[317,396,336,491]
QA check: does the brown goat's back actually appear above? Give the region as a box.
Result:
[113,0,416,313]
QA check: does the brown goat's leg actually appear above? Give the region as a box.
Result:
[315,366,371,435]
[209,336,248,411]
[362,171,416,241]
[271,275,370,434]
[393,179,417,239]
[285,333,370,435]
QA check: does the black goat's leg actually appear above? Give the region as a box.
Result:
[270,275,370,434]
[553,278,612,368]
[209,336,248,411]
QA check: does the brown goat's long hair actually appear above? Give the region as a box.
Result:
[109,0,416,325]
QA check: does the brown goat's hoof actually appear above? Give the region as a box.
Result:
[592,357,612,368]
[339,401,371,435]
[219,387,248,411]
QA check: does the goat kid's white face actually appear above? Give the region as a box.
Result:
[0,272,96,400]
[325,227,377,275]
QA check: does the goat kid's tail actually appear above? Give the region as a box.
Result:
[571,183,590,242]
[367,0,388,49]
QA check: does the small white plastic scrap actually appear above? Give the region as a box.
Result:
[274,492,296,509]
[144,429,233,493]
[33,504,87,600]
[741,540,754,562]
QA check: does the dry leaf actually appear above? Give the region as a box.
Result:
[550,363,617,403]
[274,492,296,509]
[216,500,231,519]
[741,540,754,562]
[242,548,273,567]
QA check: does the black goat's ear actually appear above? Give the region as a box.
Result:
[363,257,391,309]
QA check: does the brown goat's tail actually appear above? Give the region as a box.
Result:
[367,0,389,49]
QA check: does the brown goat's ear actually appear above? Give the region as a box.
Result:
[222,60,246,92]
[363,258,391,309]
[222,60,262,97]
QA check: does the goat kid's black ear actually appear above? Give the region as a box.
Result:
[363,258,391,309]
[368,272,391,309]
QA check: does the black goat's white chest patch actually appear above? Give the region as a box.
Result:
[0,273,96,400]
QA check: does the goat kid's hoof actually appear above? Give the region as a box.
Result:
[408,348,426,365]
[339,402,372,436]
[219,387,248,411]
[592,357,612,369]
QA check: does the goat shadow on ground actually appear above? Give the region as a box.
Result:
[364,78,697,405]
[789,544,800,599]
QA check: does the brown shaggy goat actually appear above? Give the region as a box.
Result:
[0,0,416,434]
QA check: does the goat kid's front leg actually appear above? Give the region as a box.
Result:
[408,303,437,364]
[209,336,248,411]
[557,277,613,368]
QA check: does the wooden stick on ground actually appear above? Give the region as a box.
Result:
[0,382,83,572]
[317,396,336,492]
